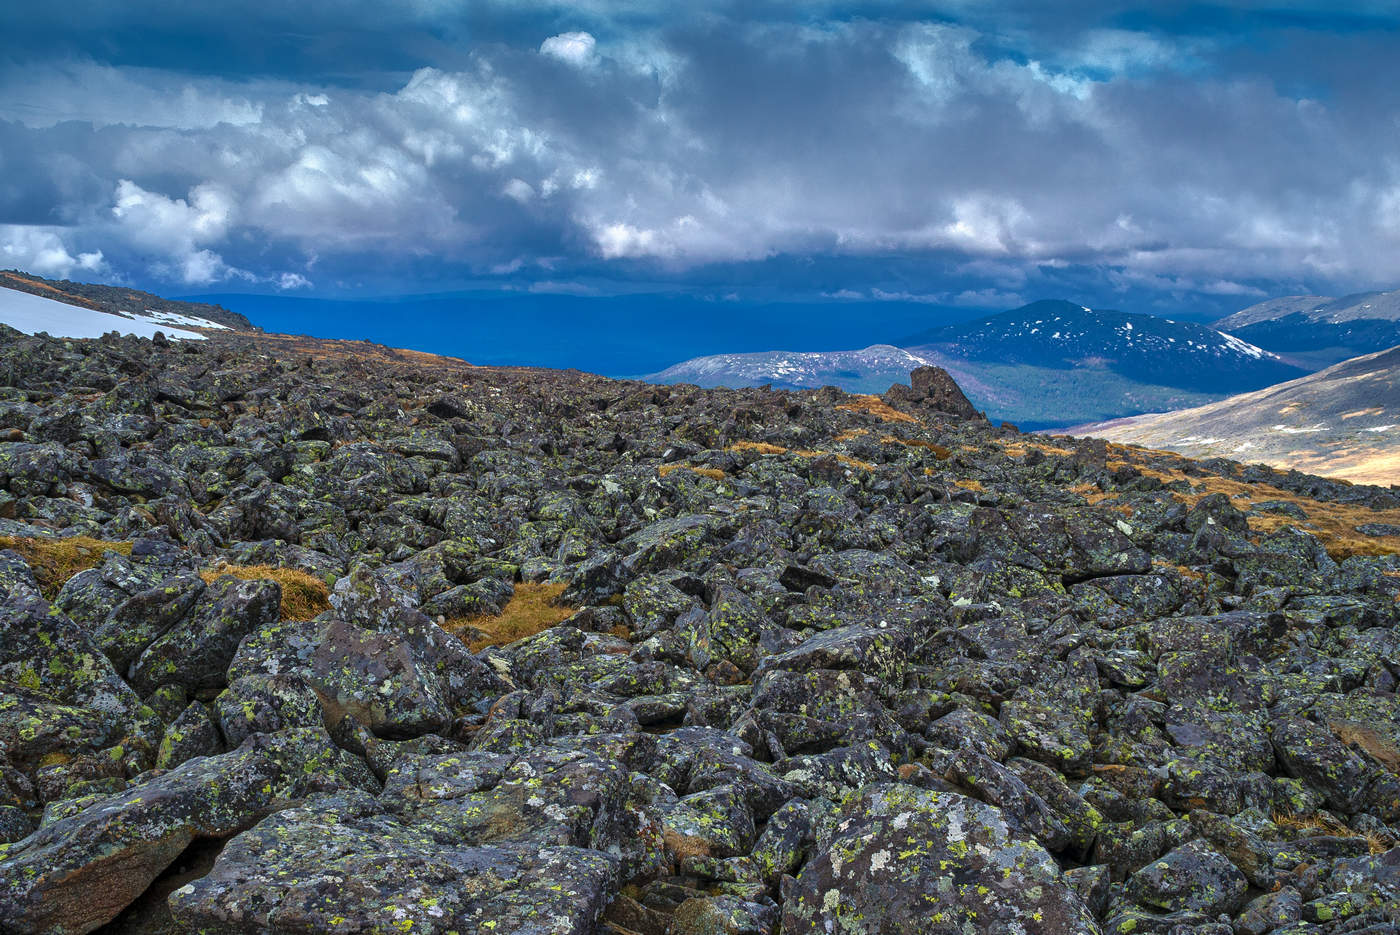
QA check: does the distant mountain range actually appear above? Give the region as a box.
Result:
[650,300,1307,429]
[901,299,1306,394]
[1213,288,1400,369]
[1076,344,1400,486]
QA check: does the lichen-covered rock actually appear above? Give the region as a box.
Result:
[753,624,909,684]
[306,619,453,737]
[4,317,1400,935]
[781,783,1101,934]
[127,575,281,695]
[0,590,144,722]
[213,673,325,747]
[169,790,618,935]
[90,573,205,671]
[0,727,375,934]
[1126,838,1248,916]
[173,746,635,934]
[155,699,223,769]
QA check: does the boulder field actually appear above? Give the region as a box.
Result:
[0,324,1398,934]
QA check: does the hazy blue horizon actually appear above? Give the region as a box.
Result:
[186,290,1002,376]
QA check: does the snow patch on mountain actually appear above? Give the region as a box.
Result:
[0,286,207,340]
[143,309,230,330]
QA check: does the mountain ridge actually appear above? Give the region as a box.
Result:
[1074,342,1400,485]
[0,269,254,331]
[651,299,1306,428]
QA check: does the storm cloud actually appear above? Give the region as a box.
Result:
[0,1,1397,304]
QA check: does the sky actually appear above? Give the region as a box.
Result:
[1,1,1399,326]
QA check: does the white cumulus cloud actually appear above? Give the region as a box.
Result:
[540,31,598,66]
[0,226,105,278]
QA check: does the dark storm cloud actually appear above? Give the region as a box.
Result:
[0,1,1396,301]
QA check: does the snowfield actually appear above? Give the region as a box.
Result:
[0,287,207,340]
[142,309,230,330]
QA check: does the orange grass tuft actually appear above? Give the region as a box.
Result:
[836,395,918,423]
[200,563,331,621]
[444,581,576,652]
[658,463,726,481]
[0,535,132,598]
[727,441,788,455]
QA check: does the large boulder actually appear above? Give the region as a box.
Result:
[781,784,1100,934]
[0,727,374,934]
[170,748,633,934]
[884,366,983,420]
[127,575,281,695]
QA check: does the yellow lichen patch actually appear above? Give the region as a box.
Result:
[880,436,952,459]
[727,441,788,455]
[836,394,918,423]
[444,581,575,652]
[199,564,331,621]
[0,535,133,598]
[657,463,726,481]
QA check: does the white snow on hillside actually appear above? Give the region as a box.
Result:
[143,309,229,330]
[0,287,206,340]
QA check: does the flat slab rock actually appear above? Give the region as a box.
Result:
[169,790,618,935]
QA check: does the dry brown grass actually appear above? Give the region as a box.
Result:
[1070,482,1112,505]
[444,581,576,652]
[725,440,873,471]
[1152,560,1207,582]
[1272,810,1391,855]
[881,436,951,459]
[657,463,726,481]
[836,395,918,423]
[224,330,481,372]
[200,563,331,621]
[1103,458,1400,560]
[0,535,133,598]
[953,478,986,492]
[662,828,713,861]
[796,450,876,471]
[0,272,104,311]
[727,441,788,455]
[995,439,1076,458]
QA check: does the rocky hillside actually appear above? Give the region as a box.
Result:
[0,270,253,331]
[1077,345,1400,486]
[1,325,1399,934]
